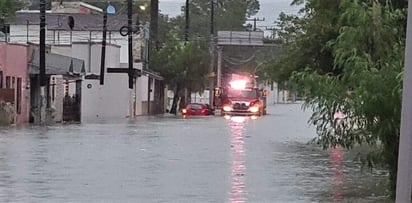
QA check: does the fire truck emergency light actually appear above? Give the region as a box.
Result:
[229,80,247,90]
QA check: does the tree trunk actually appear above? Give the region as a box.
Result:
[187,89,192,104]
[179,95,186,110]
[169,85,181,114]
[179,88,186,111]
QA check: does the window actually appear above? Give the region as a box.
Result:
[12,77,15,89]
[51,78,55,102]
[5,76,10,89]
[0,71,2,88]
[17,78,22,114]
[227,89,257,98]
[188,104,204,110]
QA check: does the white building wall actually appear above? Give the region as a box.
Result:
[51,45,72,56]
[10,25,55,44]
[50,75,65,122]
[78,44,130,121]
[265,82,278,105]
[139,76,155,102]
[134,78,143,115]
[119,62,154,116]
[51,43,131,122]
[191,91,210,104]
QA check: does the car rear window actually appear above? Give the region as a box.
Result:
[188,104,203,110]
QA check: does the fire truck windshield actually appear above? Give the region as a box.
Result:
[227,88,257,98]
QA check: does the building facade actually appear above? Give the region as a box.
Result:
[5,2,166,123]
[0,43,29,124]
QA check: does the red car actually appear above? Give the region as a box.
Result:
[182,103,214,116]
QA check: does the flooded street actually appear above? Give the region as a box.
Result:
[0,104,391,202]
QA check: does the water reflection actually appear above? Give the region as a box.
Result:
[329,147,344,202]
[228,116,248,203]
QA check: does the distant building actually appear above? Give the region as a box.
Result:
[28,43,85,123]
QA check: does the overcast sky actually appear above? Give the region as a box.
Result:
[159,0,300,36]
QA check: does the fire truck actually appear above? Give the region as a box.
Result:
[213,73,268,116]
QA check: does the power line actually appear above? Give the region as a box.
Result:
[246,18,265,31]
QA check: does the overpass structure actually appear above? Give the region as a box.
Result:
[212,30,282,91]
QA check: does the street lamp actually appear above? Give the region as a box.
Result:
[139,5,147,11]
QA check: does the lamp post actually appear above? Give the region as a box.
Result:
[395,0,412,201]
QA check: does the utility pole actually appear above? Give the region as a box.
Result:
[216,47,222,88]
[100,9,108,85]
[209,0,215,107]
[185,0,189,42]
[183,0,189,107]
[150,0,158,43]
[39,0,46,125]
[147,0,158,115]
[127,0,133,89]
[395,0,412,201]
[246,17,265,31]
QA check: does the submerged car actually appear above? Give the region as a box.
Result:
[182,103,214,116]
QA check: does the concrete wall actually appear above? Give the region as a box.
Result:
[75,43,129,122]
[0,43,29,124]
[120,62,157,116]
[49,75,65,122]
[51,2,103,14]
[51,43,131,122]
[190,91,210,104]
[10,25,54,44]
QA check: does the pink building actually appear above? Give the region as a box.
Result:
[0,43,29,124]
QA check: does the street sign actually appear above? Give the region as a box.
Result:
[106,4,116,14]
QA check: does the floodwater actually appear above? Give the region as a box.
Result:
[0,104,391,202]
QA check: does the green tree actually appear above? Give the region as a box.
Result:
[170,0,260,40]
[150,32,209,114]
[0,0,25,19]
[273,0,406,197]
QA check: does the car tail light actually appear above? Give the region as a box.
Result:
[201,109,207,113]
[182,109,187,114]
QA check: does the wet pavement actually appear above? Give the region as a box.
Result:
[0,104,391,202]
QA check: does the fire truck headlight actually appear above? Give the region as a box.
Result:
[249,106,259,113]
[223,105,233,112]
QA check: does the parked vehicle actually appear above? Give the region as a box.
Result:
[182,103,214,116]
